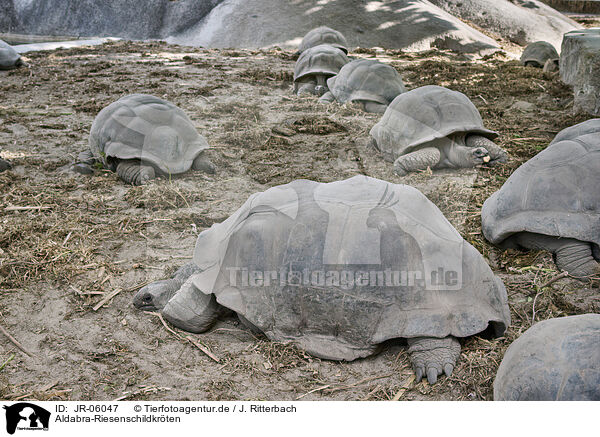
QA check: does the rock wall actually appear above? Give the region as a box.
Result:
[0,0,223,39]
[167,0,500,54]
[428,0,580,48]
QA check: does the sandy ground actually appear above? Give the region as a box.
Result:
[0,40,598,401]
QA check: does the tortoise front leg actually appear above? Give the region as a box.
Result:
[407,336,461,384]
[393,146,441,176]
[161,277,226,333]
[318,91,336,103]
[116,159,155,185]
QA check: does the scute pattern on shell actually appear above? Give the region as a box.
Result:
[369,85,496,162]
[494,314,600,401]
[189,176,511,361]
[293,44,349,83]
[326,59,406,105]
[298,26,348,54]
[481,121,600,248]
[89,94,208,175]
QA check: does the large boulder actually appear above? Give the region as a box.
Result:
[428,0,580,48]
[168,0,500,54]
[0,0,223,39]
[560,28,600,115]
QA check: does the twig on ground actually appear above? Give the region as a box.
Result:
[392,375,415,401]
[532,271,569,323]
[296,385,330,400]
[113,385,171,401]
[145,311,220,363]
[0,324,33,357]
[4,205,51,211]
[92,281,150,311]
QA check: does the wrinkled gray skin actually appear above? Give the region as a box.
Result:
[369,86,507,175]
[0,39,23,70]
[391,134,504,176]
[134,176,511,385]
[481,121,600,280]
[73,94,214,185]
[494,314,600,401]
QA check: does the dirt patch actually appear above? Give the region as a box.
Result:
[0,41,595,401]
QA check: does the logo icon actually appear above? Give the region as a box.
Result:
[3,403,50,435]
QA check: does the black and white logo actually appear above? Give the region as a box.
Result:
[3,403,50,435]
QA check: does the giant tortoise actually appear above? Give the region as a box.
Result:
[481,119,600,280]
[369,85,507,175]
[520,41,559,69]
[298,26,348,54]
[74,94,214,185]
[319,59,406,113]
[0,39,22,70]
[494,314,600,400]
[134,176,511,384]
[293,44,349,96]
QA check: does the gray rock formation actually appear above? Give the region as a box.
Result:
[167,0,500,54]
[0,0,223,39]
[560,28,600,115]
[428,0,580,48]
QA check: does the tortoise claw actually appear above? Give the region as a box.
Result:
[415,367,423,382]
[426,368,438,385]
[444,363,454,377]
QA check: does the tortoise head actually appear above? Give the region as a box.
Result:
[132,280,179,312]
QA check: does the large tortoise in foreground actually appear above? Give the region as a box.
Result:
[134,176,511,384]
[369,86,507,175]
[494,314,600,400]
[75,94,214,185]
[482,119,600,280]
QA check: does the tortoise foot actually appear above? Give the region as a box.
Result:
[408,336,460,384]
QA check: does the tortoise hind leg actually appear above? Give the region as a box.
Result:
[116,159,155,185]
[515,233,599,280]
[407,336,461,384]
[393,147,441,176]
[554,241,600,280]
